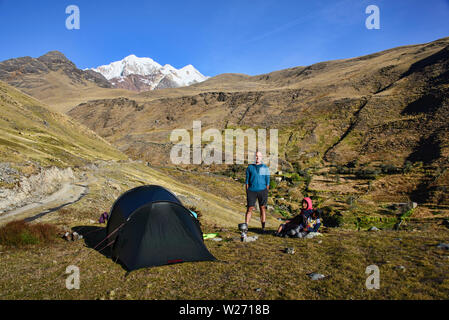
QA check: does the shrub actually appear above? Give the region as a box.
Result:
[346,195,357,206]
[403,161,413,173]
[273,204,290,218]
[354,167,380,180]
[380,163,399,174]
[290,173,301,181]
[304,173,313,188]
[335,165,351,174]
[0,220,59,247]
[346,159,358,168]
[321,210,343,228]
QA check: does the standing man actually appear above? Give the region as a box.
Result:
[245,151,270,233]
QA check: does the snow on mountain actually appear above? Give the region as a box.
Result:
[88,55,209,92]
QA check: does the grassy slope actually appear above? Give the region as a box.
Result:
[0,80,128,172]
[15,70,136,114]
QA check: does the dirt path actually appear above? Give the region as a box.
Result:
[0,175,92,225]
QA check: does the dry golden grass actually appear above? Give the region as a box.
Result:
[0,80,127,172]
[6,71,137,114]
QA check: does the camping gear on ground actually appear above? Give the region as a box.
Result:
[287,225,302,237]
[238,223,248,242]
[62,231,83,241]
[106,185,216,271]
[203,233,219,240]
[99,212,109,224]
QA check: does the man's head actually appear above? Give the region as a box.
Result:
[255,151,263,164]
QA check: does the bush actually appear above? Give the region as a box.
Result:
[290,173,301,181]
[0,220,59,247]
[335,165,351,174]
[380,163,399,174]
[403,161,413,173]
[304,173,313,190]
[346,159,358,168]
[354,167,380,180]
[321,210,343,228]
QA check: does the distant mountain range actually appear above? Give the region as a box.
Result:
[0,51,209,111]
[0,51,209,95]
[88,55,209,91]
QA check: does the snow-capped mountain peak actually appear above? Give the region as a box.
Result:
[89,55,209,92]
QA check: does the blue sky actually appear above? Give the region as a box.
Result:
[0,0,448,76]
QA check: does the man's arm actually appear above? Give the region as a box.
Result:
[245,166,250,190]
[265,165,270,189]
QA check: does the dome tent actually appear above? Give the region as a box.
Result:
[106,185,216,270]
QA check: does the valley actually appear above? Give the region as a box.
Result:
[0,36,448,300]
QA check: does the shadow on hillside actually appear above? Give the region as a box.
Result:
[72,225,131,272]
[401,44,449,79]
[248,227,276,235]
[406,134,441,165]
[401,94,443,115]
[72,226,112,258]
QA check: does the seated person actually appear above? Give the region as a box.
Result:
[303,209,322,233]
[275,197,314,236]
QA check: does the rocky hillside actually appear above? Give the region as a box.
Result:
[0,51,111,89]
[0,52,135,113]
